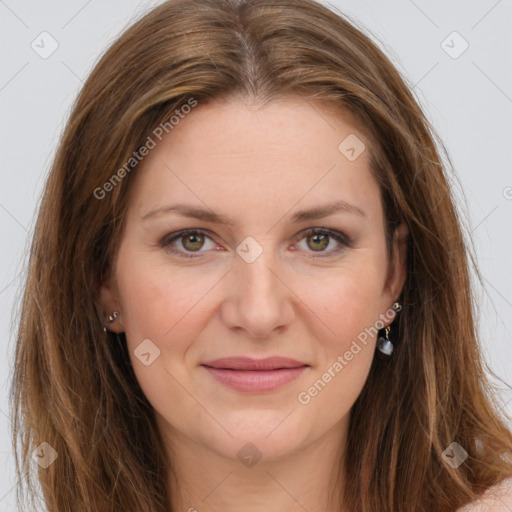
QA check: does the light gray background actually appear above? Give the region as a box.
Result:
[1,1,511,509]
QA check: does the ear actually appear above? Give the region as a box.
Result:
[382,222,408,305]
[97,274,125,333]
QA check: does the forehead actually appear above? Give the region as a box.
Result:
[154,94,366,160]
[126,95,382,228]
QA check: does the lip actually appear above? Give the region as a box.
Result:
[201,356,309,392]
[201,356,308,371]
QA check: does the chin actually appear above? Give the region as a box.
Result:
[205,411,310,463]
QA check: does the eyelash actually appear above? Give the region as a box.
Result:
[159,227,351,259]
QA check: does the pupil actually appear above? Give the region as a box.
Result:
[184,234,203,251]
[309,233,328,251]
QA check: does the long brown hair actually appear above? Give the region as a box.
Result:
[11,0,512,510]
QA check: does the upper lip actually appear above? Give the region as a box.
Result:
[201,356,309,371]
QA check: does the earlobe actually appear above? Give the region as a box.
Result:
[97,275,124,333]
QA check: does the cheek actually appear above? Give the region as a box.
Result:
[113,248,220,410]
[291,253,386,402]
[115,242,218,339]
[297,253,386,347]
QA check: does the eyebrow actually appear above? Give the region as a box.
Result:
[141,200,366,226]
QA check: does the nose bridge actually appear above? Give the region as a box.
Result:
[239,251,277,298]
[234,234,277,287]
[222,237,294,337]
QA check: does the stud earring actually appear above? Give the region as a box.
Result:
[103,311,120,332]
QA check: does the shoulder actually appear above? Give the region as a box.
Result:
[457,478,512,511]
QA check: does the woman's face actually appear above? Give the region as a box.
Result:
[101,95,407,463]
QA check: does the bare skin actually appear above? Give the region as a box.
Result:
[100,95,408,511]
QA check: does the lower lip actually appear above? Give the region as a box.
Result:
[201,366,308,392]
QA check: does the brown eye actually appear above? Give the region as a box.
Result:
[306,233,329,251]
[181,233,205,251]
[295,228,350,257]
[160,229,217,258]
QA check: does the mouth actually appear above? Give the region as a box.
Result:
[200,356,309,392]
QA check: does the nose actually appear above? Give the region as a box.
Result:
[220,248,295,339]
